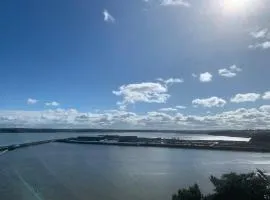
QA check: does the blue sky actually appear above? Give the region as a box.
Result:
[0,0,270,129]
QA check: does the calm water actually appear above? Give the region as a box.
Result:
[1,143,270,200]
[0,132,249,146]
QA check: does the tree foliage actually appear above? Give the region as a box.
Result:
[172,184,202,200]
[172,169,270,200]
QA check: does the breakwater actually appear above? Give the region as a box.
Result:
[0,139,57,154]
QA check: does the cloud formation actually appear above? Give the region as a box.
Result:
[218,65,242,78]
[45,101,60,107]
[250,28,268,39]
[263,91,270,100]
[1,106,269,129]
[199,72,212,82]
[160,0,190,7]
[27,98,38,105]
[157,78,184,86]
[249,28,270,49]
[113,82,169,107]
[230,93,260,103]
[159,107,178,112]
[103,9,115,23]
[249,41,270,49]
[176,105,186,109]
[192,97,226,108]
[113,78,182,108]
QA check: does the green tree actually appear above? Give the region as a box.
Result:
[172,184,202,200]
[171,170,270,200]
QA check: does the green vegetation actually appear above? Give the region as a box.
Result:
[172,169,270,200]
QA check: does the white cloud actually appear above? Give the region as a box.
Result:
[161,0,190,7]
[230,65,242,72]
[230,93,260,103]
[45,101,60,107]
[250,28,268,39]
[1,106,270,129]
[259,105,270,113]
[157,78,184,85]
[218,69,236,78]
[192,97,226,108]
[164,78,184,85]
[218,65,242,78]
[113,82,169,105]
[103,9,115,23]
[249,41,270,49]
[199,72,212,82]
[113,78,182,108]
[262,91,270,100]
[176,105,186,109]
[159,107,178,112]
[27,98,38,105]
[249,28,270,49]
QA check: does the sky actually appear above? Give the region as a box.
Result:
[0,0,270,129]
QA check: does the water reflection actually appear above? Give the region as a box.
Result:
[0,132,249,146]
[1,143,269,200]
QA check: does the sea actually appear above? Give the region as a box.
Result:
[0,132,249,146]
[1,132,270,200]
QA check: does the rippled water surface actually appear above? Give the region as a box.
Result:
[0,141,269,200]
[0,132,249,146]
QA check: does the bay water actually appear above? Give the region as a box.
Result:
[1,132,265,200]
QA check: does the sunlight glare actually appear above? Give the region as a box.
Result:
[221,0,250,14]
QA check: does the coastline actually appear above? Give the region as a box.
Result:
[1,133,269,154]
[58,137,270,153]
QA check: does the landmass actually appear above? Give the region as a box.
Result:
[1,128,268,138]
[56,133,270,152]
[1,128,270,153]
[1,133,270,153]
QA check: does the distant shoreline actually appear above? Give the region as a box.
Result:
[0,128,264,138]
[1,133,269,153]
[57,135,270,153]
[60,140,269,153]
